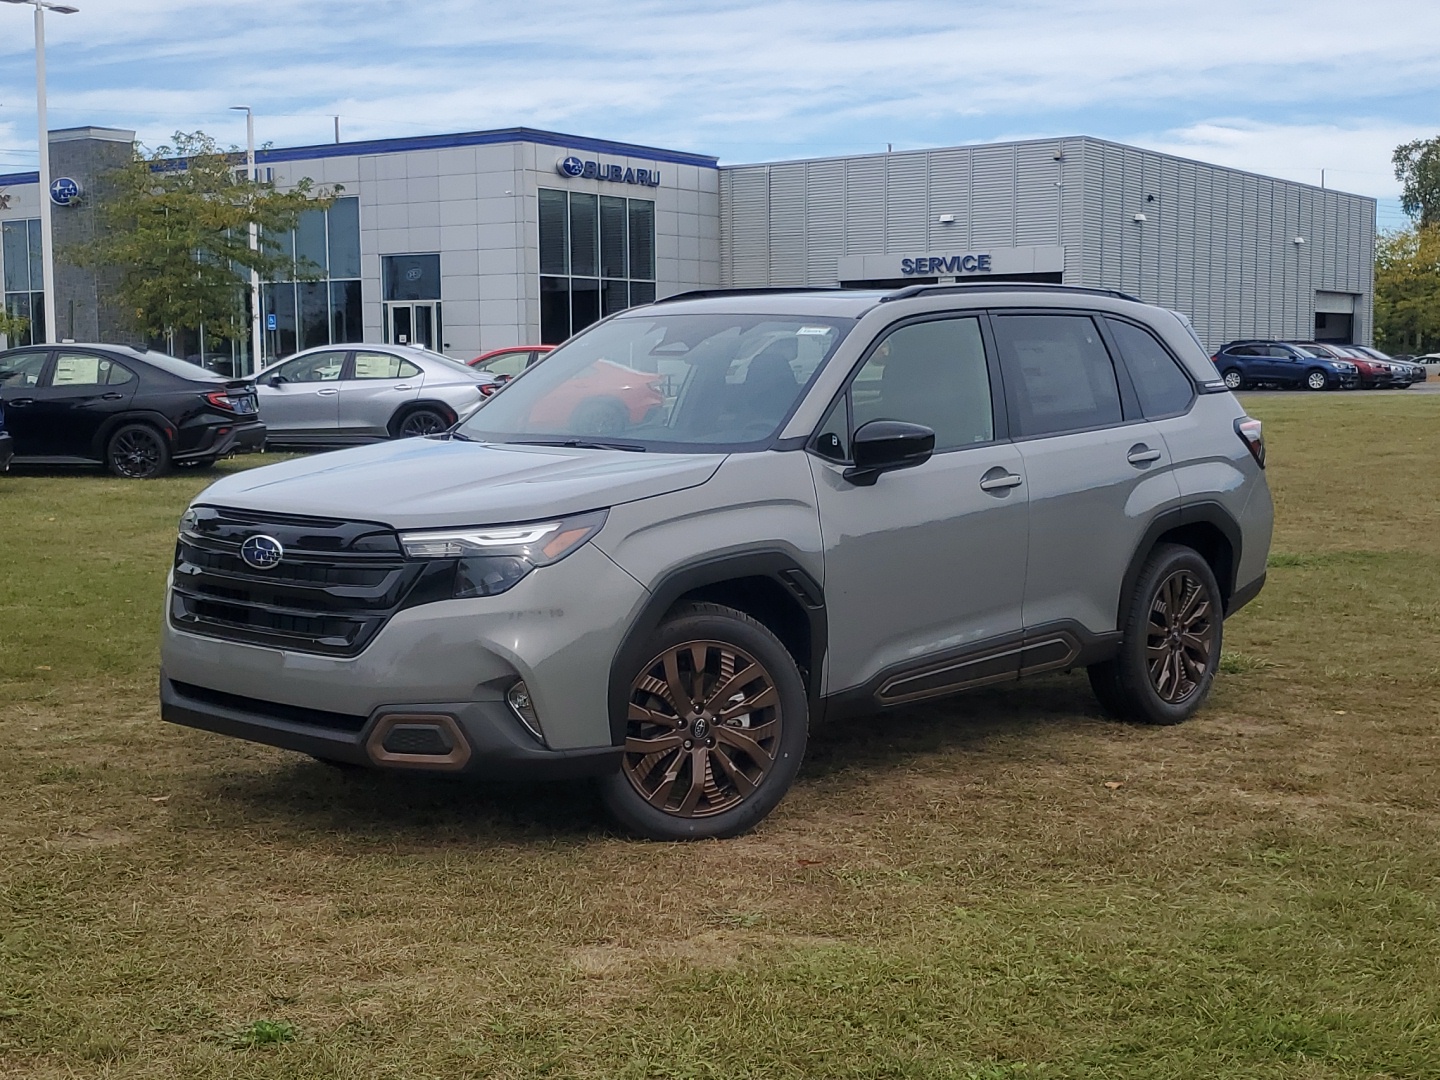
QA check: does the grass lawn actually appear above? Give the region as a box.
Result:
[1,397,1438,1079]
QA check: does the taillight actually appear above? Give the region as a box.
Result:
[204,390,237,411]
[479,383,498,397]
[1235,417,1265,469]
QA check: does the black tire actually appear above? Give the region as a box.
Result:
[1088,544,1223,726]
[1221,368,1244,391]
[393,406,451,438]
[106,423,171,479]
[1305,368,1330,391]
[569,397,630,436]
[597,602,808,841]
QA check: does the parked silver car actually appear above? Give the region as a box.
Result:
[254,345,499,444]
[162,284,1272,840]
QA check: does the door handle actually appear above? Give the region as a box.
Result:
[979,472,1024,491]
[316,388,339,395]
[393,384,412,391]
[101,392,124,401]
[1127,445,1162,465]
[8,398,33,407]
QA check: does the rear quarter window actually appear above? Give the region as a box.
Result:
[1106,319,1194,418]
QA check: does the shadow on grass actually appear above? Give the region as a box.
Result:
[182,673,1111,845]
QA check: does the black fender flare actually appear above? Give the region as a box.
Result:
[1117,501,1244,624]
[605,550,827,745]
[389,400,458,435]
[91,410,179,461]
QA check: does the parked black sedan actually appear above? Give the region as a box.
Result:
[0,344,265,478]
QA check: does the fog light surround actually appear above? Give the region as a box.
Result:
[507,680,544,743]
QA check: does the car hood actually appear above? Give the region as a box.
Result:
[194,438,725,529]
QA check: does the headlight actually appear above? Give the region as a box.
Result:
[399,510,607,599]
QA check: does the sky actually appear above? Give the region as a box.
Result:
[1,0,1435,231]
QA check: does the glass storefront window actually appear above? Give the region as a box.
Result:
[537,189,655,344]
[1,219,45,346]
[260,196,361,361]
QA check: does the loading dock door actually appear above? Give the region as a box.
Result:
[1314,291,1357,344]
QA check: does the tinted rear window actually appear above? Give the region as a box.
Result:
[1107,319,1194,418]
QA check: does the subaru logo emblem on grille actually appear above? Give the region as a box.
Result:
[240,534,284,570]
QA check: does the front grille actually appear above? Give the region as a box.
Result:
[170,505,426,657]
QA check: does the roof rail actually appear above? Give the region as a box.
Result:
[651,286,846,304]
[878,282,1142,303]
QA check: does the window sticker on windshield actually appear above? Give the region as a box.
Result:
[796,327,831,336]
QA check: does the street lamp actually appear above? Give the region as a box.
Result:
[230,105,262,375]
[3,0,79,345]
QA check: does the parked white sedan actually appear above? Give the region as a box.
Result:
[254,345,499,445]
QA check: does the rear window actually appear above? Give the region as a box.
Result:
[1106,319,1194,418]
[993,314,1123,437]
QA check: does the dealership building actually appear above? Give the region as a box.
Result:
[0,124,1375,369]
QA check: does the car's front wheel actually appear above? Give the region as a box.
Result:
[597,602,808,840]
[1088,544,1223,725]
[1305,369,1330,391]
[106,423,171,479]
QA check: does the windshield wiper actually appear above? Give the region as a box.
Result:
[508,438,647,452]
[446,430,476,442]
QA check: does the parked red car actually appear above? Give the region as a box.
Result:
[470,345,664,431]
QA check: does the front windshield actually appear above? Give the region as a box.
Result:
[457,312,851,450]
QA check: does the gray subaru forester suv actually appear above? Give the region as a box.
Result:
[161,284,1272,840]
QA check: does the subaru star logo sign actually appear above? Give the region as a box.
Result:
[50,177,81,206]
[554,155,662,187]
[240,534,285,571]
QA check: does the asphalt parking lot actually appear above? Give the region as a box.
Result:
[1243,379,1439,397]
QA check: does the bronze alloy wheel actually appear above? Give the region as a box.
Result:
[622,639,782,818]
[1145,568,1216,704]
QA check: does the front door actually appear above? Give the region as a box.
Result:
[810,314,1029,700]
[254,350,347,437]
[385,302,442,350]
[27,350,139,457]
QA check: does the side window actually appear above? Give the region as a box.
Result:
[848,317,994,452]
[484,352,531,377]
[353,351,422,380]
[51,352,107,387]
[0,351,49,388]
[278,351,346,383]
[1106,319,1194,418]
[993,314,1122,437]
[106,362,136,386]
[1231,346,1259,357]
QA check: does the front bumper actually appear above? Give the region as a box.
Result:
[161,674,621,778]
[160,541,648,760]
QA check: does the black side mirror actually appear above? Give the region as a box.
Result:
[844,420,935,486]
[267,373,284,387]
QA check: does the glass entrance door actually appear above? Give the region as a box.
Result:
[385,302,442,350]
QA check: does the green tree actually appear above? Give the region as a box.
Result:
[1393,137,1440,227]
[0,308,28,344]
[75,131,337,342]
[1374,225,1440,355]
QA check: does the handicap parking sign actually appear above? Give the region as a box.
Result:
[266,314,277,331]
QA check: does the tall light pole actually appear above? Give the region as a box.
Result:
[3,0,79,345]
[230,105,262,374]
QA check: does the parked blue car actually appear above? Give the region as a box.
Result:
[1211,340,1358,391]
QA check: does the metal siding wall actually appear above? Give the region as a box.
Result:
[926,147,972,248]
[885,154,929,252]
[1015,143,1058,246]
[970,145,1016,247]
[804,160,846,285]
[844,157,886,256]
[721,166,771,286]
[767,164,808,286]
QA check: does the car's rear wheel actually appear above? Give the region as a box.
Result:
[1221,368,1244,391]
[106,423,171,479]
[1305,369,1330,391]
[1088,544,1222,726]
[393,406,450,438]
[597,602,808,840]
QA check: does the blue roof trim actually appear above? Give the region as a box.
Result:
[257,127,719,170]
[0,170,39,187]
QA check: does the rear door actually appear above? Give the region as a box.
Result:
[811,314,1030,700]
[991,311,1182,636]
[255,350,346,436]
[335,350,424,436]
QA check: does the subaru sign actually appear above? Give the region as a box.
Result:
[50,177,81,206]
[900,253,992,276]
[556,156,661,187]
